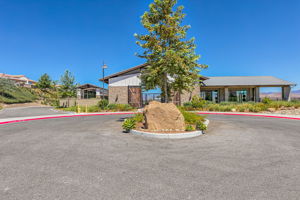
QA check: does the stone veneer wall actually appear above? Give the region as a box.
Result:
[180,84,201,105]
[108,86,128,104]
[59,98,102,107]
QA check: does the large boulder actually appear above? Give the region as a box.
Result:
[143,101,185,131]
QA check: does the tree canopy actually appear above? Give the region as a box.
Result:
[37,73,52,89]
[59,70,76,98]
[135,0,207,102]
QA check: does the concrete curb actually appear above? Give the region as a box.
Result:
[197,111,300,120]
[130,120,209,139]
[1,110,299,126]
[0,112,136,125]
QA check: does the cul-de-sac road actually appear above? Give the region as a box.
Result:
[0,107,299,200]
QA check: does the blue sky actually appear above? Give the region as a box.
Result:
[0,0,299,91]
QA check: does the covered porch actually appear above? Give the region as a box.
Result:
[201,76,296,103]
[76,84,108,99]
[201,86,292,103]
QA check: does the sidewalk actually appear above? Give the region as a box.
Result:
[0,111,136,125]
[197,111,300,120]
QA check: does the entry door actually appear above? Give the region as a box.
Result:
[236,90,247,102]
[212,91,219,103]
[128,86,142,108]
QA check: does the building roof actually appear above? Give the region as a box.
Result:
[203,76,296,87]
[0,73,25,78]
[77,83,107,90]
[100,64,147,83]
[100,63,209,83]
[0,73,36,83]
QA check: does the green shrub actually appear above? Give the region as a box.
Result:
[97,99,109,109]
[122,118,136,132]
[59,106,77,112]
[182,99,300,113]
[262,97,272,104]
[87,105,101,112]
[106,104,133,111]
[183,102,193,110]
[191,96,206,109]
[185,124,195,131]
[132,113,144,123]
[106,104,118,110]
[116,104,133,111]
[196,121,207,131]
[181,110,205,124]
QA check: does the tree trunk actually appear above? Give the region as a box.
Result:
[164,72,168,103]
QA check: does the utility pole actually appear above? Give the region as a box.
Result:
[101,62,108,99]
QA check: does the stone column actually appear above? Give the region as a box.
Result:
[282,86,291,101]
[219,88,225,102]
[249,88,254,101]
[108,86,128,104]
[255,87,260,102]
[181,85,200,105]
[224,88,229,102]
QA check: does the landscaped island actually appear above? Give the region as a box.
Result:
[122,101,207,137]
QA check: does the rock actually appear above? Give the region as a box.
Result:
[231,108,237,112]
[143,101,185,131]
[267,108,276,112]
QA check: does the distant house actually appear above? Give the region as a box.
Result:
[0,73,36,88]
[76,84,108,99]
[100,64,296,107]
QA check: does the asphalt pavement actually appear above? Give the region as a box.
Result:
[0,109,299,200]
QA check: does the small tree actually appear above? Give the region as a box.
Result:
[59,70,76,98]
[37,73,52,89]
[135,0,207,102]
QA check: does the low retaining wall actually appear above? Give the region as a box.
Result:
[59,98,100,107]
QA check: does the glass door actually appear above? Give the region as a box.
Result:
[236,90,247,102]
[212,90,219,103]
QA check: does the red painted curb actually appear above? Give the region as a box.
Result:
[198,112,300,120]
[1,111,299,126]
[0,112,136,125]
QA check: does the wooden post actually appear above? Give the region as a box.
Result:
[77,105,81,113]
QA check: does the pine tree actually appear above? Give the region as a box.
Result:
[59,70,76,98]
[135,0,207,103]
[37,73,52,89]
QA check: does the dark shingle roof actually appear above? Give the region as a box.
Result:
[203,76,296,87]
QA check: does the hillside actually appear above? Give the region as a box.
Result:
[0,78,37,104]
[261,90,300,99]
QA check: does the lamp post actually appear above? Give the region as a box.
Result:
[101,62,108,99]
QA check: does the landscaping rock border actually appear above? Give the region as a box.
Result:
[130,119,209,139]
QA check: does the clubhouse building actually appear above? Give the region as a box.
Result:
[100,64,296,107]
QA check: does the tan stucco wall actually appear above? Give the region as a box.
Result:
[108,86,128,104]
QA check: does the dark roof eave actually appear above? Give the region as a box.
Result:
[99,63,148,83]
[100,63,209,83]
[202,83,296,87]
[76,83,107,89]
